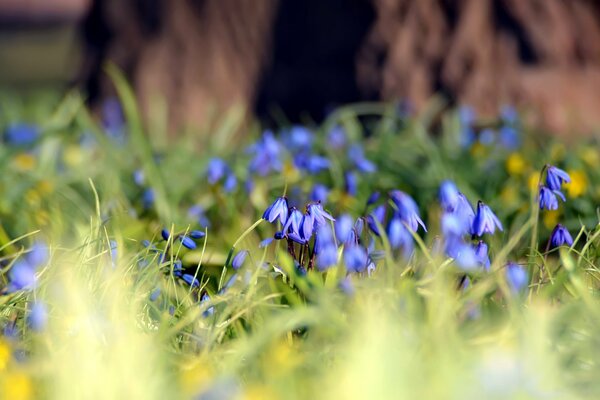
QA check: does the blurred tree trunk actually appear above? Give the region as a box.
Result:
[95,0,278,132]
[358,0,600,134]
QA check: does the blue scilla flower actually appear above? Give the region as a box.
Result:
[479,128,495,146]
[133,169,145,186]
[27,301,48,332]
[27,241,48,267]
[441,213,464,237]
[248,130,282,176]
[339,276,354,296]
[259,237,274,248]
[471,201,503,237]
[344,245,368,273]
[550,224,573,249]
[499,126,520,150]
[539,186,565,210]
[263,197,289,224]
[149,288,161,301]
[188,205,211,228]
[327,126,346,149]
[284,125,313,150]
[310,184,329,204]
[179,236,197,250]
[473,241,490,270]
[345,171,358,196]
[8,261,37,292]
[348,144,377,173]
[335,214,354,243]
[207,158,228,185]
[439,181,460,212]
[315,226,338,271]
[142,188,155,209]
[456,193,475,228]
[453,242,478,271]
[283,207,304,236]
[231,250,248,270]
[182,274,200,287]
[367,204,387,236]
[307,202,335,226]
[390,190,427,232]
[161,229,171,241]
[305,155,330,173]
[387,215,414,254]
[506,263,528,293]
[367,191,380,206]
[201,293,215,317]
[4,123,39,146]
[190,230,206,239]
[545,165,571,192]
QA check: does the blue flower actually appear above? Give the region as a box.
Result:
[149,288,161,301]
[223,173,237,193]
[315,226,338,271]
[190,230,206,239]
[294,153,330,174]
[207,158,228,184]
[231,250,248,270]
[367,191,380,206]
[335,214,354,243]
[473,241,490,270]
[307,202,335,226]
[549,224,573,249]
[348,144,376,173]
[259,237,274,248]
[188,205,211,228]
[338,276,354,296]
[439,181,460,212]
[284,125,313,150]
[310,184,329,204]
[161,229,171,241]
[441,213,464,237]
[5,123,39,146]
[453,243,478,271]
[471,201,503,237]
[499,126,520,150]
[283,207,304,236]
[182,274,200,287]
[539,186,565,210]
[142,188,155,209]
[27,302,48,332]
[248,130,282,176]
[262,197,289,224]
[344,245,368,273]
[201,293,215,317]
[545,165,571,191]
[387,215,414,254]
[27,241,48,267]
[479,128,495,146]
[327,126,346,149]
[133,169,145,186]
[180,236,197,250]
[345,171,358,196]
[366,204,387,236]
[8,261,37,292]
[505,263,528,293]
[389,190,427,232]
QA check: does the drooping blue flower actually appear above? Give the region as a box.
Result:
[539,186,565,210]
[307,202,335,226]
[207,158,228,185]
[283,207,304,236]
[453,243,478,271]
[262,197,289,224]
[473,241,490,270]
[549,224,573,249]
[367,191,380,206]
[335,214,354,243]
[499,126,520,150]
[259,237,274,248]
[310,184,329,204]
[366,204,387,236]
[389,190,427,232]
[182,274,200,287]
[223,173,237,193]
[338,276,354,296]
[545,165,571,192]
[387,215,414,254]
[27,241,48,267]
[179,236,197,250]
[345,171,358,196]
[8,261,37,292]
[505,263,528,293]
[142,188,155,209]
[284,125,313,151]
[348,144,376,173]
[190,230,206,239]
[231,250,249,270]
[455,193,475,230]
[294,153,330,174]
[27,302,48,332]
[161,229,171,241]
[439,180,460,212]
[471,201,503,237]
[248,130,283,176]
[441,213,464,237]
[344,245,368,273]
[315,225,338,271]
[4,123,40,146]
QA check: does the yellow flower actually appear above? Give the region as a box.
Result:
[543,209,561,229]
[565,170,588,198]
[528,172,541,193]
[12,154,36,172]
[2,371,33,400]
[0,339,11,371]
[581,148,599,167]
[63,145,85,167]
[506,153,526,176]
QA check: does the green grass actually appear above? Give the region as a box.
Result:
[0,77,599,399]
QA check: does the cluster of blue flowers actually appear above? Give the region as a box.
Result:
[458,105,520,150]
[541,165,574,249]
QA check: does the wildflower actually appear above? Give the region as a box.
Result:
[345,171,358,196]
[455,193,475,233]
[505,263,528,293]
[310,184,329,204]
[284,125,313,150]
[190,230,205,239]
[565,170,587,198]
[4,122,39,146]
[8,262,37,292]
[283,207,303,235]
[549,224,573,249]
[367,191,380,206]
[441,213,464,237]
[182,274,200,287]
[335,214,354,243]
[471,201,503,237]
[327,126,346,149]
[439,180,460,212]
[262,197,289,225]
[479,128,495,145]
[149,288,161,301]
[315,226,338,271]
[259,237,274,248]
[499,126,520,150]
[180,236,197,250]
[545,165,571,191]
[27,302,48,332]
[223,173,237,193]
[161,228,171,241]
[539,186,564,210]
[231,250,249,270]
[133,169,145,186]
[453,243,478,271]
[307,202,335,226]
[248,130,282,176]
[473,241,490,270]
[344,245,368,273]
[387,215,414,254]
[295,153,330,174]
[348,144,376,173]
[366,204,387,236]
[506,153,526,175]
[142,188,155,209]
[338,276,354,296]
[207,158,228,184]
[390,190,427,232]
[200,293,215,317]
[188,205,211,228]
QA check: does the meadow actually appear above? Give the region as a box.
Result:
[0,72,599,399]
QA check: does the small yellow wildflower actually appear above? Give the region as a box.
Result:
[506,153,526,176]
[2,371,33,400]
[0,339,11,371]
[12,154,36,172]
[565,170,588,198]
